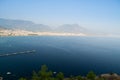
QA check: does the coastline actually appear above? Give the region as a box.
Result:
[0,29,86,37]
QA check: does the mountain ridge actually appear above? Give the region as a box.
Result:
[0,18,86,33]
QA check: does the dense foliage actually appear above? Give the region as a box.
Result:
[19,65,120,80]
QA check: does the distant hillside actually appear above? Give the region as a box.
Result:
[56,24,86,33]
[0,18,86,33]
[0,18,52,32]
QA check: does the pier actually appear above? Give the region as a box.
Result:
[0,50,36,57]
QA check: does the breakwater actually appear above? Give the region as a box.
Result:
[0,50,36,57]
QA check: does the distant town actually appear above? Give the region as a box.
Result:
[0,29,86,36]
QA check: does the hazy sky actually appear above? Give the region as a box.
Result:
[0,0,120,34]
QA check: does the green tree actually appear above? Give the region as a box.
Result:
[49,77,57,80]
[38,65,53,80]
[56,72,64,80]
[87,71,96,80]
[76,75,83,80]
[69,75,75,80]
[32,71,39,80]
[18,77,27,80]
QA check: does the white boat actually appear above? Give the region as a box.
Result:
[6,72,11,75]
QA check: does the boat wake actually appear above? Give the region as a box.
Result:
[0,50,36,57]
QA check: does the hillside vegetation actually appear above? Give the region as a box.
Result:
[19,65,120,80]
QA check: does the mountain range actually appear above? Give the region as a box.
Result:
[0,18,86,33]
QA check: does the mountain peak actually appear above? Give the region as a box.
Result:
[0,18,86,33]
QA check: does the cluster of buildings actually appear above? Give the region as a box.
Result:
[0,29,86,36]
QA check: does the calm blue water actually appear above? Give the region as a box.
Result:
[0,36,120,79]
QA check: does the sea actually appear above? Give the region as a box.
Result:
[0,36,120,80]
